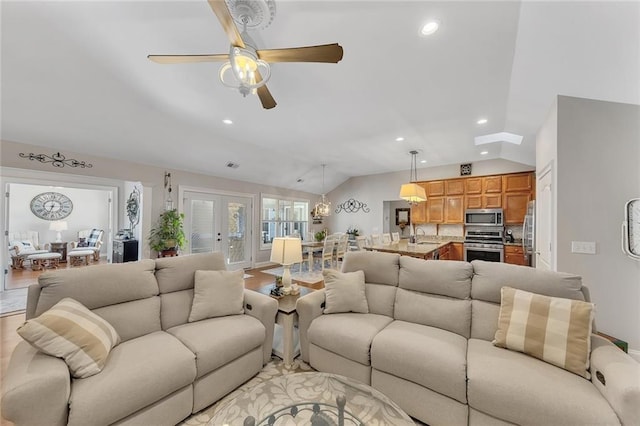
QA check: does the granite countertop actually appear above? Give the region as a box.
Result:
[365,238,462,258]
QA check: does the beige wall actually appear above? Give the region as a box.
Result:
[539,96,640,354]
[1,139,318,264]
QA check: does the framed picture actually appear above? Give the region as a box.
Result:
[396,208,410,226]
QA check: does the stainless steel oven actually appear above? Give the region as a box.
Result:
[464,227,504,262]
[464,209,504,227]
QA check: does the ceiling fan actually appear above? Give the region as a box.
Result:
[148,0,344,110]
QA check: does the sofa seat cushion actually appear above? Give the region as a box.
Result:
[371,320,468,403]
[307,313,393,365]
[168,315,265,378]
[467,338,620,426]
[68,331,196,426]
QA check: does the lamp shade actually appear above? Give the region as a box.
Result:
[399,183,427,203]
[270,237,303,265]
[49,221,68,232]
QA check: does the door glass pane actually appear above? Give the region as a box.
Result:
[227,202,246,264]
[190,199,215,254]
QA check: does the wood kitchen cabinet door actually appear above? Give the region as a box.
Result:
[427,197,445,223]
[465,178,482,195]
[503,192,532,224]
[504,173,533,192]
[483,176,503,193]
[450,243,464,261]
[465,195,482,209]
[411,201,427,223]
[505,245,528,266]
[484,193,502,208]
[426,181,445,197]
[445,196,464,223]
[445,179,465,195]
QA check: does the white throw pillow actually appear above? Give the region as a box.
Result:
[17,298,121,378]
[188,269,245,322]
[323,269,369,314]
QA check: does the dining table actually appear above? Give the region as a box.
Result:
[301,241,324,271]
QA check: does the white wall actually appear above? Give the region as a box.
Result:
[9,183,110,254]
[538,95,640,355]
[325,159,534,236]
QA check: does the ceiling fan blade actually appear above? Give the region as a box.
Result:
[255,70,276,110]
[257,43,344,63]
[207,0,245,48]
[147,54,229,64]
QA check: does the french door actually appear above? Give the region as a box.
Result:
[183,191,252,270]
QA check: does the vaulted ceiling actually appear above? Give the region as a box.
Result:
[2,1,638,193]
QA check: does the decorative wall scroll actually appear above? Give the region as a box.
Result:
[19,151,93,169]
[335,198,370,214]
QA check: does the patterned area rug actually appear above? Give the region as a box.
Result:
[178,357,313,426]
[0,288,27,316]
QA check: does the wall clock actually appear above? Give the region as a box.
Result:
[622,198,640,260]
[30,192,73,221]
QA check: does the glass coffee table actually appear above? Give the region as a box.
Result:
[209,372,414,425]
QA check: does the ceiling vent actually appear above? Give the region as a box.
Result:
[226,161,240,169]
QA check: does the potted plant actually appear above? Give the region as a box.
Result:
[314,230,326,242]
[149,209,186,257]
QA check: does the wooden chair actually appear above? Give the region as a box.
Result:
[391,232,401,242]
[382,233,392,244]
[335,234,349,266]
[370,234,381,246]
[69,229,104,261]
[320,235,338,270]
[8,231,49,269]
[354,236,367,251]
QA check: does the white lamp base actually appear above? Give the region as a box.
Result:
[282,265,292,295]
[55,232,62,243]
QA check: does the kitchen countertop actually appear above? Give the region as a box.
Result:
[364,239,459,258]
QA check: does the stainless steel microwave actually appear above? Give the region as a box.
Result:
[464,209,504,226]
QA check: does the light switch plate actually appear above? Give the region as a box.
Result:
[571,241,597,254]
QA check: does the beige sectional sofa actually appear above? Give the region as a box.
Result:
[2,252,278,426]
[297,251,639,426]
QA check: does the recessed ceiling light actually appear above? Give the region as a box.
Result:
[395,137,405,142]
[420,20,440,36]
[480,151,489,155]
[420,160,427,164]
[477,118,488,125]
[222,119,233,125]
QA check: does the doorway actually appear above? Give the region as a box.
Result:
[536,163,554,271]
[182,190,253,270]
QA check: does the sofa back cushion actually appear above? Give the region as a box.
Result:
[470,260,585,303]
[33,260,160,342]
[155,252,227,293]
[155,252,228,330]
[341,251,399,316]
[395,257,473,338]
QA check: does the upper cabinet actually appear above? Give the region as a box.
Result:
[411,171,535,225]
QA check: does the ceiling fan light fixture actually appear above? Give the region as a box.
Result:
[219,46,270,96]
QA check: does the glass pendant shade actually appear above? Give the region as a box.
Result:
[314,164,331,217]
[399,150,427,205]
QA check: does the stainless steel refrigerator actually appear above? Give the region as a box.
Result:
[522,201,535,267]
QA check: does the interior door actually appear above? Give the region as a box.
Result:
[536,166,554,270]
[183,191,252,270]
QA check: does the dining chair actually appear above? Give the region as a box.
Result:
[335,234,349,266]
[355,235,367,251]
[320,235,338,270]
[370,234,381,246]
[391,232,400,242]
[382,233,392,244]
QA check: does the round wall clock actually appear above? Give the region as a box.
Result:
[622,198,640,260]
[30,192,74,221]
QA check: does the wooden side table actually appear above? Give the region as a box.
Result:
[49,242,68,263]
[254,285,313,367]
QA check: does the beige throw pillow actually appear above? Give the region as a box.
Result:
[17,297,121,378]
[188,269,245,322]
[493,286,594,378]
[323,269,369,314]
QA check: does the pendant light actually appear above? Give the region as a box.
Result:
[314,164,331,217]
[399,150,427,205]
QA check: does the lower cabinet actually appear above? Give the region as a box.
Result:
[504,245,528,266]
[113,239,139,263]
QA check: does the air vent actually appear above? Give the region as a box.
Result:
[226,162,240,169]
[460,163,472,176]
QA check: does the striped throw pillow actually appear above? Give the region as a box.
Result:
[17,298,121,378]
[493,287,594,378]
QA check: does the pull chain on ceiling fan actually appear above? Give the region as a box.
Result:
[148,0,344,110]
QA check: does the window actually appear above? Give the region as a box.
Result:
[261,196,309,249]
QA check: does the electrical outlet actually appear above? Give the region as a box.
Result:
[571,241,597,254]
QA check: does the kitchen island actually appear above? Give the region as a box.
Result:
[364,239,462,260]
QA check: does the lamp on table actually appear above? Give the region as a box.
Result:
[270,237,302,295]
[49,220,68,243]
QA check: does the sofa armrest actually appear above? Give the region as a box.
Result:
[590,334,640,426]
[243,289,278,365]
[296,289,326,363]
[2,341,71,426]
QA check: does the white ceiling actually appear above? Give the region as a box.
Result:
[2,1,638,194]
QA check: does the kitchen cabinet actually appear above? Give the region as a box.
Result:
[465,178,482,195]
[449,243,464,261]
[445,196,464,223]
[411,201,427,224]
[503,192,532,224]
[505,245,528,266]
[484,176,502,193]
[438,244,450,260]
[426,181,445,197]
[427,197,445,223]
[445,179,465,195]
[113,239,139,263]
[504,173,533,192]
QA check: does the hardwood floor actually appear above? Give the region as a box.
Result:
[0,264,323,426]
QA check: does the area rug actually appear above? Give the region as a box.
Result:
[261,266,325,285]
[178,357,313,426]
[0,288,27,316]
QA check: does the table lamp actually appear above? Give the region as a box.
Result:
[49,220,68,243]
[270,237,302,294]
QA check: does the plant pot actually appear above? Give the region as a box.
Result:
[159,248,178,258]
